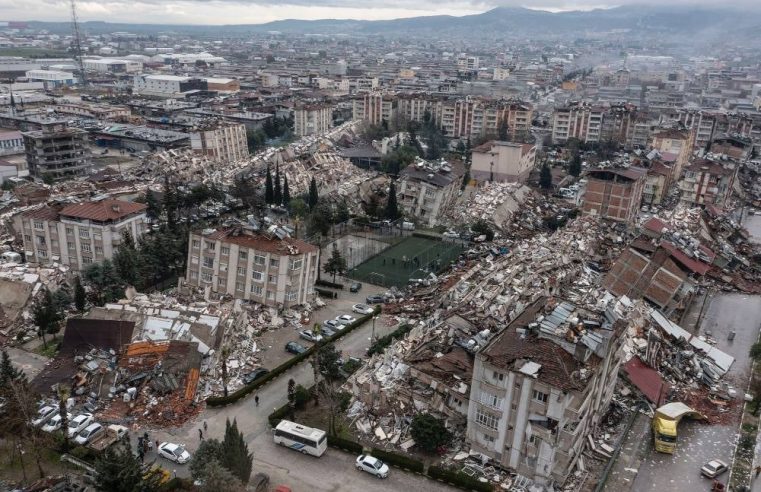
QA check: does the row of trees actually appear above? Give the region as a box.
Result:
[264,164,291,206]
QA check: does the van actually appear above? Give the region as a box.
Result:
[398,221,415,231]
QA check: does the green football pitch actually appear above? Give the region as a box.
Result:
[348,235,465,288]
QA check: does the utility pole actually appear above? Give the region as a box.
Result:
[70,0,87,88]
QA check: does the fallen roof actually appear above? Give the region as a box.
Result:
[61,318,135,355]
[623,356,669,406]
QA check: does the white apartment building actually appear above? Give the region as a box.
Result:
[185,227,319,307]
[471,141,536,183]
[551,103,605,144]
[352,93,395,125]
[397,158,464,228]
[190,123,249,162]
[467,299,625,486]
[14,200,148,270]
[294,104,333,137]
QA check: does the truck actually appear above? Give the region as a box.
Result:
[652,402,703,454]
[88,424,129,452]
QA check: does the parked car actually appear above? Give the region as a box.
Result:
[355,455,389,479]
[32,405,58,427]
[242,368,269,385]
[67,413,94,438]
[320,325,337,338]
[75,423,103,445]
[285,341,307,355]
[158,442,191,464]
[349,282,362,292]
[42,414,63,433]
[701,459,728,478]
[323,319,341,330]
[365,295,384,304]
[443,230,460,239]
[352,303,374,315]
[299,330,323,343]
[335,314,357,325]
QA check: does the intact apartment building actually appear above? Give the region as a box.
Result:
[14,199,148,269]
[190,122,249,162]
[466,298,625,485]
[22,121,91,180]
[397,158,464,228]
[581,167,646,223]
[352,93,394,126]
[551,102,604,144]
[470,140,536,183]
[294,104,333,137]
[185,226,318,307]
[678,157,737,208]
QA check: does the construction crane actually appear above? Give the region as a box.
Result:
[70,0,87,88]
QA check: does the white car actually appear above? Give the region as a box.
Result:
[75,423,103,445]
[67,413,94,438]
[299,330,324,343]
[356,454,389,479]
[32,405,58,427]
[701,459,728,478]
[41,414,63,433]
[158,442,191,464]
[335,314,357,326]
[351,304,373,315]
[323,319,341,330]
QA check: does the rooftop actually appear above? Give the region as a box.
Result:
[60,199,147,222]
[199,227,318,256]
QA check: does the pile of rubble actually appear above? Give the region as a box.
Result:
[448,182,538,231]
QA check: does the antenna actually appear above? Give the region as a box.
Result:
[70,0,87,88]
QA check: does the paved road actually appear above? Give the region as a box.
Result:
[5,346,49,380]
[629,293,761,491]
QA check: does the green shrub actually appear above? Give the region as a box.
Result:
[314,287,338,298]
[369,448,424,474]
[428,466,493,491]
[367,324,412,356]
[70,445,96,462]
[294,384,310,409]
[327,435,363,454]
[268,403,291,427]
[316,279,344,289]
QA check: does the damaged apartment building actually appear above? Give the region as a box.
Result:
[466,297,625,486]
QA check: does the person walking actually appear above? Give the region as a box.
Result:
[255,395,260,406]
[203,421,208,432]
[199,428,203,440]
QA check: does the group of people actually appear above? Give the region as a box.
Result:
[136,432,156,463]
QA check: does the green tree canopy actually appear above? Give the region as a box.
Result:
[323,248,347,283]
[410,413,452,453]
[385,181,400,220]
[539,163,553,189]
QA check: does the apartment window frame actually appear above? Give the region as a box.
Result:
[532,389,548,404]
[254,254,266,265]
[475,408,499,430]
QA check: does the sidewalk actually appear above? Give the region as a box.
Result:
[601,411,650,491]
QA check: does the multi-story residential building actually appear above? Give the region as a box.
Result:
[22,121,91,181]
[551,102,605,144]
[467,298,625,486]
[642,160,673,206]
[184,226,318,307]
[581,167,647,223]
[190,122,249,162]
[678,158,737,208]
[294,104,333,137]
[649,128,694,180]
[14,199,148,269]
[471,140,536,183]
[0,128,24,156]
[352,92,395,126]
[397,158,464,228]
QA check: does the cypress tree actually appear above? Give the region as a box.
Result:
[264,165,274,204]
[274,164,282,205]
[308,177,319,209]
[283,175,291,206]
[385,181,399,220]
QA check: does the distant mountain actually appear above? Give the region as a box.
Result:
[24,5,761,42]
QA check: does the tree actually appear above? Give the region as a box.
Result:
[308,177,319,209]
[539,162,553,189]
[52,287,72,314]
[95,446,162,492]
[498,118,509,141]
[283,175,291,206]
[56,384,70,450]
[410,413,452,453]
[220,419,253,484]
[287,378,296,420]
[334,199,350,225]
[385,181,400,220]
[750,342,761,362]
[307,200,333,238]
[0,350,24,390]
[461,167,471,190]
[83,259,124,305]
[455,140,466,155]
[274,164,282,205]
[145,191,161,222]
[568,151,582,177]
[289,198,308,218]
[113,230,141,286]
[316,343,342,381]
[190,438,224,481]
[264,165,274,204]
[323,248,347,283]
[32,288,64,348]
[162,175,179,229]
[471,219,495,241]
[231,174,264,216]
[197,460,246,492]
[73,276,86,312]
[220,346,230,398]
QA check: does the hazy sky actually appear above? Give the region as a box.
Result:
[1,0,753,25]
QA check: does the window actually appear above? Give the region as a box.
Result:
[221,246,230,255]
[205,242,216,251]
[38,249,48,258]
[237,266,246,276]
[79,229,89,239]
[268,274,276,283]
[290,258,303,270]
[252,271,263,281]
[269,258,279,268]
[218,277,225,286]
[254,254,265,265]
[81,256,92,265]
[190,271,198,280]
[239,251,248,260]
[81,243,91,253]
[201,272,212,283]
[529,435,541,446]
[93,231,102,240]
[65,227,73,235]
[33,221,44,230]
[191,255,199,265]
[95,246,103,255]
[250,284,263,295]
[285,290,297,301]
[475,408,499,430]
[192,240,200,248]
[492,370,504,382]
[67,241,75,250]
[480,391,503,409]
[266,291,274,300]
[24,234,31,243]
[36,235,46,246]
[203,257,214,268]
[532,390,548,404]
[483,434,495,443]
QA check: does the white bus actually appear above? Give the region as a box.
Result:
[273,420,327,457]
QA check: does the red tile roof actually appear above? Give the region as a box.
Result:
[660,241,712,276]
[60,200,147,222]
[624,356,669,406]
[643,217,668,235]
[202,228,318,256]
[22,205,62,221]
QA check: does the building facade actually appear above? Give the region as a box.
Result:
[397,159,464,228]
[581,167,646,223]
[294,104,333,137]
[0,128,24,156]
[471,141,536,183]
[14,199,148,269]
[649,129,694,181]
[678,158,737,208]
[22,121,91,181]
[352,93,394,126]
[185,227,318,307]
[190,123,249,162]
[551,102,605,144]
